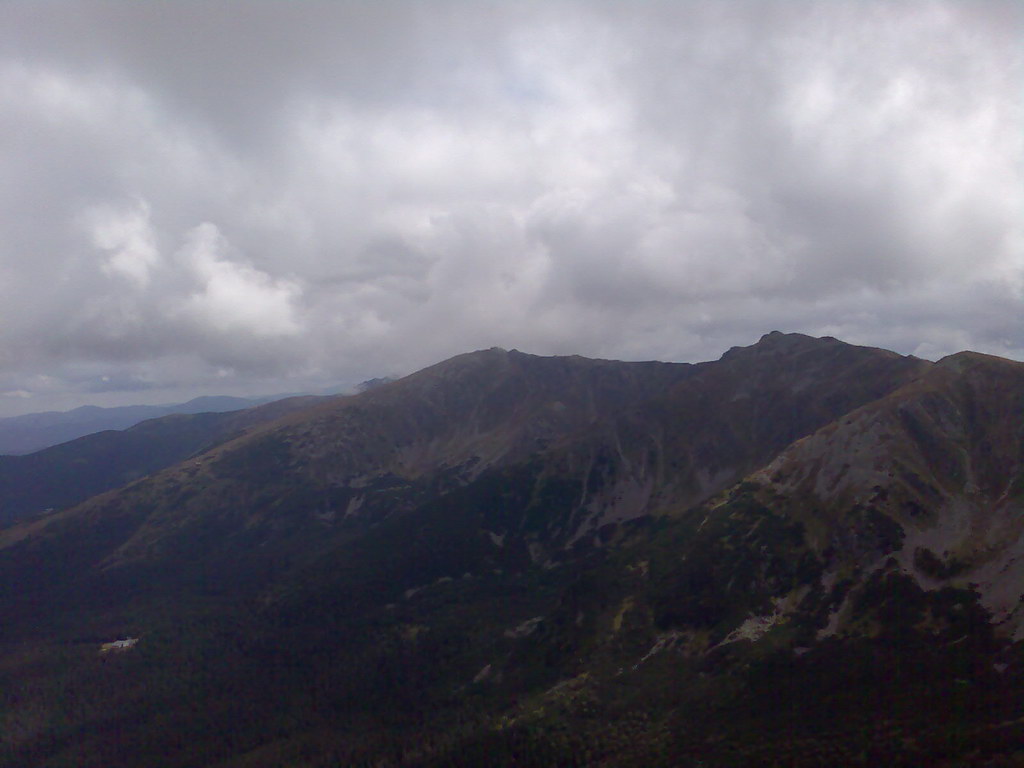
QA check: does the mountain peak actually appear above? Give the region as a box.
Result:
[721,330,840,362]
[756,330,838,347]
[935,349,1023,372]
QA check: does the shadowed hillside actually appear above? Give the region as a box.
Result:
[0,396,271,456]
[2,334,1023,768]
[0,395,328,527]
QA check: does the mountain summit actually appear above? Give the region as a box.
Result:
[1,334,1022,767]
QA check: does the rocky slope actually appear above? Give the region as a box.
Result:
[750,349,1024,638]
[1,333,1022,767]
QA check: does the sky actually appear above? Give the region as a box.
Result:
[0,0,1021,415]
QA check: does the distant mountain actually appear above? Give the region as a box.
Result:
[1,334,1022,767]
[0,394,330,527]
[0,395,278,455]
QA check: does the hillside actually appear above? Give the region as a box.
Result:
[0,395,269,456]
[1,334,1022,767]
[0,395,329,527]
[751,349,1024,638]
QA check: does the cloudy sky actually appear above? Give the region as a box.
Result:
[0,1,1021,415]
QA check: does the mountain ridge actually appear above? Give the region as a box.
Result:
[0,394,333,528]
[0,394,288,456]
[2,332,1023,767]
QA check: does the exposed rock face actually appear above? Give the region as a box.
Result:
[753,349,1024,637]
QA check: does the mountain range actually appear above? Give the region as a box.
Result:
[0,394,331,528]
[0,395,274,456]
[1,332,1022,767]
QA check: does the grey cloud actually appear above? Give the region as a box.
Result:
[0,1,1020,415]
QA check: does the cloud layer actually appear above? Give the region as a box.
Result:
[0,1,1021,413]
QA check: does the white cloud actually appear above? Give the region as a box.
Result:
[177,222,303,339]
[87,199,160,286]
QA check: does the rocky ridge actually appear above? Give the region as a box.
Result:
[1,332,1022,767]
